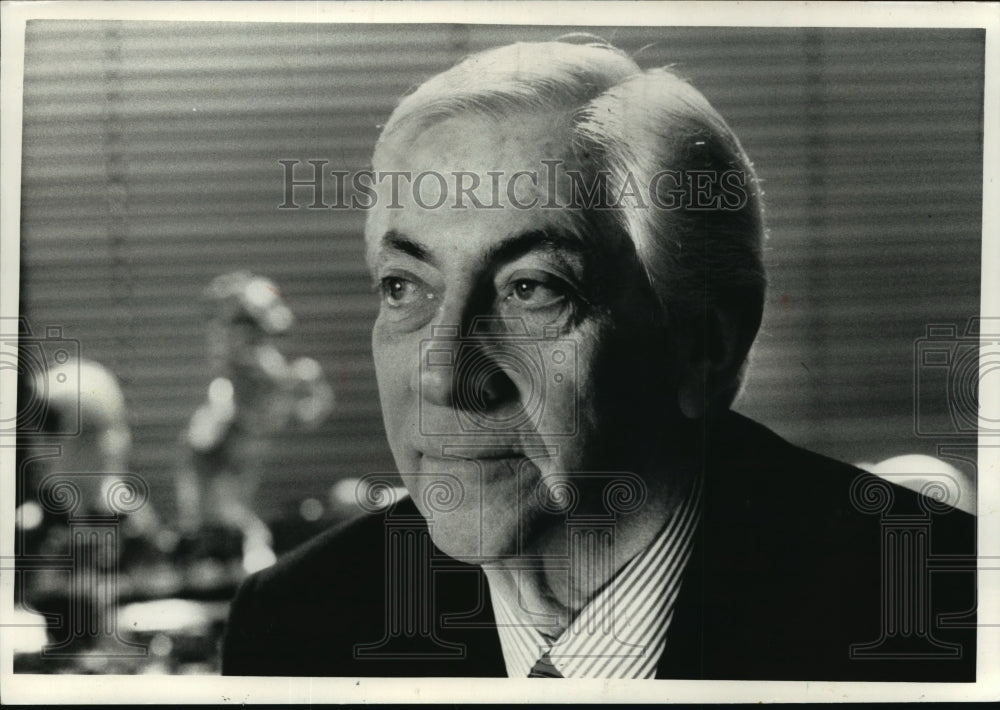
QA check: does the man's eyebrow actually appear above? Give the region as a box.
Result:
[373,227,587,270]
[486,228,587,266]
[377,229,435,266]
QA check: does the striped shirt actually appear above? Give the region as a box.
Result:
[490,475,702,679]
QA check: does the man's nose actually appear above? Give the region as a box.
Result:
[417,293,534,422]
[417,326,460,407]
[417,327,520,410]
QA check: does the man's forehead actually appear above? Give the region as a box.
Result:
[363,199,593,268]
[362,109,616,269]
[374,110,580,172]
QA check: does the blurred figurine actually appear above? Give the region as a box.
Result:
[857,454,977,516]
[175,271,333,575]
[15,358,163,665]
[17,358,162,551]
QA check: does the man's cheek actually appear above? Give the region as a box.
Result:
[372,333,414,445]
[536,395,600,475]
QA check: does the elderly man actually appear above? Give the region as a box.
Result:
[222,40,975,680]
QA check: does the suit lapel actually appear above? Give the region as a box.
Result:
[432,558,506,675]
[656,505,707,678]
[656,412,757,679]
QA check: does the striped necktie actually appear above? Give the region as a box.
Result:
[528,651,563,678]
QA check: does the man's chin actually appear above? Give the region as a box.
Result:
[426,521,515,564]
[405,501,521,564]
[403,453,538,564]
[428,485,527,562]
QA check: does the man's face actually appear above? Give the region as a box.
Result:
[366,111,673,562]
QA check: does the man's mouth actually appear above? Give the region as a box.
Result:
[412,430,553,460]
[420,447,525,461]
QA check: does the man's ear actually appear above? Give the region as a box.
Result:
[674,301,761,420]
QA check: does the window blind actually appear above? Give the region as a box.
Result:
[19,23,984,519]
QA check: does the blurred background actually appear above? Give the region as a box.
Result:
[12,22,984,673]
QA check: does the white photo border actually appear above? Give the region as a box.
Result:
[1,1,997,704]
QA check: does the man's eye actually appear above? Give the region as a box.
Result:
[380,276,421,307]
[501,278,567,310]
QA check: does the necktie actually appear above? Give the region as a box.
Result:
[528,651,563,678]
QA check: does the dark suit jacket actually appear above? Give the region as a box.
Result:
[221,413,976,680]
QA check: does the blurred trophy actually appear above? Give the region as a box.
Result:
[18,358,164,560]
[175,271,333,576]
[15,358,163,668]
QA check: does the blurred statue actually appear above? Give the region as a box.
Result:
[857,454,976,516]
[17,358,161,551]
[175,271,333,574]
[15,358,162,663]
